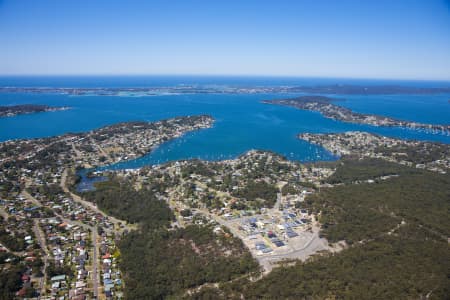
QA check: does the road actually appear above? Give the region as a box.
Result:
[198,206,335,273]
[170,179,338,274]
[21,189,92,231]
[91,138,109,158]
[60,168,132,233]
[273,192,282,211]
[202,210,242,238]
[0,242,23,257]
[70,141,83,159]
[92,227,99,299]
[256,228,329,272]
[33,219,49,297]
[1,139,62,163]
[20,189,101,299]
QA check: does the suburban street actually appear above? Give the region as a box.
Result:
[60,169,132,234]
[32,219,49,297]
[20,187,101,299]
[92,227,99,299]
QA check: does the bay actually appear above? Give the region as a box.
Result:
[1,76,449,170]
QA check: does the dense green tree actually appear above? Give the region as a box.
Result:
[83,180,174,228]
[234,181,278,208]
[0,265,25,300]
[119,225,259,299]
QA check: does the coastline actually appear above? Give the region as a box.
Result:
[263,96,450,135]
[298,131,450,174]
[0,104,71,117]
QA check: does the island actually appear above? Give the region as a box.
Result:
[263,96,450,134]
[0,104,71,117]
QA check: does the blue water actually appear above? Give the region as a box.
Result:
[1,76,449,170]
[76,171,108,192]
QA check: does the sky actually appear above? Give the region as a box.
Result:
[0,0,449,80]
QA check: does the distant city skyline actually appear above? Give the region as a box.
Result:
[0,0,449,80]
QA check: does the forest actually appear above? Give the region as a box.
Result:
[188,159,450,299]
[308,163,449,243]
[0,217,26,252]
[375,142,450,164]
[233,180,278,208]
[119,224,259,299]
[83,179,174,228]
[81,177,259,299]
[80,157,449,299]
[0,264,26,300]
[325,157,417,184]
[216,225,449,299]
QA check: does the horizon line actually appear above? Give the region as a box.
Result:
[1,73,450,83]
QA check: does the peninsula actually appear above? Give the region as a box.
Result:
[299,131,450,173]
[0,114,214,169]
[0,115,214,299]
[0,104,70,117]
[263,96,450,134]
[1,116,449,299]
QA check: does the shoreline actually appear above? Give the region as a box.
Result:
[298,131,450,174]
[0,104,71,117]
[263,96,450,134]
